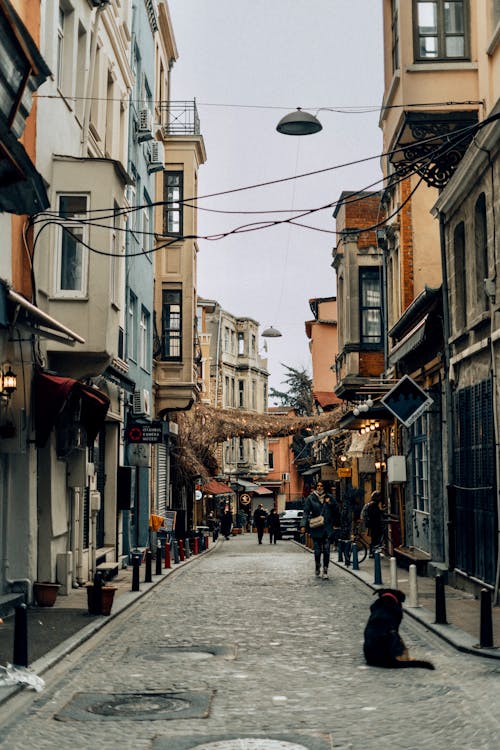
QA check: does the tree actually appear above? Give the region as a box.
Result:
[269,364,313,416]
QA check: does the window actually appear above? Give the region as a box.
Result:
[163,171,183,235]
[359,268,382,344]
[411,415,429,514]
[224,326,230,352]
[239,438,245,462]
[494,0,500,26]
[110,202,121,307]
[251,334,256,354]
[414,1,468,61]
[392,0,400,72]
[238,380,245,408]
[238,332,244,355]
[251,380,256,409]
[56,5,65,90]
[143,192,153,258]
[161,289,182,360]
[127,291,137,361]
[453,221,466,330]
[268,451,274,469]
[139,308,151,370]
[474,194,488,312]
[224,376,230,406]
[56,194,88,297]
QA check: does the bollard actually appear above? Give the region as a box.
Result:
[156,542,162,576]
[178,539,185,562]
[164,541,171,569]
[408,564,419,607]
[132,554,140,592]
[390,556,398,590]
[337,539,344,563]
[479,588,494,648]
[351,543,359,571]
[145,549,152,582]
[13,603,28,668]
[193,536,199,555]
[205,534,210,549]
[435,574,448,624]
[344,540,352,567]
[373,550,383,585]
[172,539,180,564]
[185,539,191,558]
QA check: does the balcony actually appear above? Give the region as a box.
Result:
[158,100,200,138]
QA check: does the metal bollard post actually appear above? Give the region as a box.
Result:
[178,539,185,561]
[156,542,163,575]
[145,549,152,583]
[193,537,199,555]
[13,603,28,667]
[435,574,448,624]
[373,550,383,585]
[185,539,191,558]
[205,534,210,549]
[338,539,344,563]
[408,564,419,607]
[390,556,398,590]
[344,540,351,567]
[132,554,140,592]
[172,539,180,564]
[351,543,359,571]
[164,541,171,569]
[479,588,494,648]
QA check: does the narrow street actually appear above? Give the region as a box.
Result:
[1,536,499,750]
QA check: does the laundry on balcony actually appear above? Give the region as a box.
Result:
[34,370,110,448]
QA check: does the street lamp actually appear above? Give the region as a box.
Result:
[276,108,323,136]
[261,325,282,338]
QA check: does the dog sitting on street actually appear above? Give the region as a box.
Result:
[363,588,435,670]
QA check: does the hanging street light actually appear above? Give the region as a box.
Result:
[261,325,282,338]
[276,108,323,136]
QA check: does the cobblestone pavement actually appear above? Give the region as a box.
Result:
[1,535,499,750]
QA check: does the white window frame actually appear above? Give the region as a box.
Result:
[139,307,150,370]
[128,291,138,362]
[55,193,89,298]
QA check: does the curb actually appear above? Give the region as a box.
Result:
[0,540,221,705]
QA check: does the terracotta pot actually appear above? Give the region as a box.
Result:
[86,584,117,616]
[33,582,60,607]
[101,586,117,616]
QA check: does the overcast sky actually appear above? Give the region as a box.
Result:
[168,0,384,393]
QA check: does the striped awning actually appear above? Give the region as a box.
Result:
[389,315,428,366]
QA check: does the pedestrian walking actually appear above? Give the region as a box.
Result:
[253,503,268,544]
[365,490,384,557]
[267,508,281,544]
[302,481,341,579]
[220,507,233,540]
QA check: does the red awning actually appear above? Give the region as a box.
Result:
[252,486,273,495]
[34,370,110,447]
[203,480,234,495]
[313,391,342,409]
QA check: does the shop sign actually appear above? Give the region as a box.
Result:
[125,421,164,443]
[337,467,352,478]
[381,375,433,428]
[239,493,251,506]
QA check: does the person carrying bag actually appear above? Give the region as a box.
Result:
[301,481,340,579]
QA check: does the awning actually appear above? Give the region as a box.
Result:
[313,391,342,409]
[252,486,273,496]
[6,287,85,345]
[347,431,377,458]
[389,315,428,366]
[233,479,259,491]
[34,370,110,447]
[203,480,234,496]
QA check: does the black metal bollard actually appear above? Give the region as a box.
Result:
[131,554,140,592]
[144,549,152,583]
[479,588,494,648]
[435,574,448,624]
[373,550,383,585]
[172,539,180,564]
[352,543,359,571]
[13,603,28,667]
[337,539,344,563]
[156,542,162,576]
[344,540,352,567]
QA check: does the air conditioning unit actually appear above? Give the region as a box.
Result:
[148,141,164,173]
[56,425,85,458]
[282,472,290,481]
[132,388,151,417]
[137,108,153,142]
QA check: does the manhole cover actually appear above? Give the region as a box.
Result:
[140,644,236,661]
[190,742,309,750]
[55,690,213,722]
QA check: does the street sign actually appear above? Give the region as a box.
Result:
[381,375,433,427]
[337,467,352,478]
[125,421,164,443]
[239,493,251,505]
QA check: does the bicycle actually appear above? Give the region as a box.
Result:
[335,524,369,565]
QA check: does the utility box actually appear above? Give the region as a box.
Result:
[387,455,407,484]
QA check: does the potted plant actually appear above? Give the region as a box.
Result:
[86,573,117,616]
[33,581,60,607]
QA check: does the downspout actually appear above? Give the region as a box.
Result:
[214,306,222,405]
[81,2,107,156]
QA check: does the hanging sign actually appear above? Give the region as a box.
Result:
[239,493,251,506]
[125,421,164,443]
[381,375,434,428]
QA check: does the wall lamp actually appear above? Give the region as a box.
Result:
[375,460,387,471]
[0,365,17,400]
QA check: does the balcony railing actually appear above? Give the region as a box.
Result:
[158,100,200,137]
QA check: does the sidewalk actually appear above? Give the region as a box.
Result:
[328,546,500,659]
[1,537,499,695]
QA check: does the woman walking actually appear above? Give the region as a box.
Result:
[267,508,281,544]
[302,481,340,579]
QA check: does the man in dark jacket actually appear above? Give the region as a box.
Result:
[253,504,268,544]
[365,491,384,557]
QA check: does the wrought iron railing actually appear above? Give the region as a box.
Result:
[158,100,200,136]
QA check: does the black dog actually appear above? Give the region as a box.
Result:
[363,588,435,670]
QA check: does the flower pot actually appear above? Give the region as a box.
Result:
[33,582,60,607]
[101,586,117,616]
[86,584,117,616]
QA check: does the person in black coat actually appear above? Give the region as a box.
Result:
[365,491,385,557]
[301,481,341,579]
[267,508,281,544]
[253,504,268,544]
[220,508,233,540]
